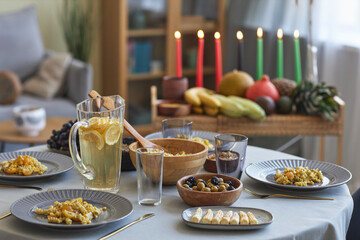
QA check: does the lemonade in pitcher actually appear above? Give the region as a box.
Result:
[78,117,123,192]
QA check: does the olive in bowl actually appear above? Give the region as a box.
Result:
[177,173,243,206]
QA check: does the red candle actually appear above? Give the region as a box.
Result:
[174,31,182,78]
[196,30,204,87]
[214,32,222,92]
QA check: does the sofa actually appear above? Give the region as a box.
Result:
[0,6,92,122]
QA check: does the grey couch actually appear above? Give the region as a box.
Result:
[0,6,92,122]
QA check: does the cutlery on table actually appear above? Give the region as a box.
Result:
[0,212,11,220]
[98,213,155,240]
[0,184,42,191]
[245,188,334,200]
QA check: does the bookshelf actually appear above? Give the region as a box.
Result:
[101,0,226,125]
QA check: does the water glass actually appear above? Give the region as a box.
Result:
[215,134,248,179]
[136,147,164,206]
[162,118,192,139]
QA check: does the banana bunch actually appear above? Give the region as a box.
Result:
[184,87,266,120]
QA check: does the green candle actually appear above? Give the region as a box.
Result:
[277,28,284,79]
[256,27,263,80]
[294,29,302,84]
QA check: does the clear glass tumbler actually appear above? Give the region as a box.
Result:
[136,147,164,206]
[215,134,248,180]
[162,118,192,140]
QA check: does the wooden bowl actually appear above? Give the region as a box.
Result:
[129,138,208,185]
[157,100,191,117]
[177,173,243,206]
[203,153,217,173]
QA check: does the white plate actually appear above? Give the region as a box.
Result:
[11,189,133,229]
[0,151,74,181]
[182,206,273,230]
[245,159,352,191]
[145,130,218,150]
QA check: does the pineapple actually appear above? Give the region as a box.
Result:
[272,78,297,96]
[291,82,339,120]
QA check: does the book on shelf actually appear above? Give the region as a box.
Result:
[128,41,152,74]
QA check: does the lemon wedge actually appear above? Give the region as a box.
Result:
[105,124,122,145]
[83,130,104,150]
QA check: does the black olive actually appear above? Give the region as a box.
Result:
[226,180,233,186]
[185,180,193,187]
[211,176,220,185]
[227,185,235,191]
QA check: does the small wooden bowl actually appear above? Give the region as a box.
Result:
[129,138,208,185]
[157,100,191,117]
[177,173,243,206]
[203,153,217,173]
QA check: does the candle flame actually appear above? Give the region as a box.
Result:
[197,30,204,39]
[214,32,221,39]
[294,29,299,39]
[236,31,243,40]
[257,27,263,38]
[277,29,283,39]
[174,31,181,39]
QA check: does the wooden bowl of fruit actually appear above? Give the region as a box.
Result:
[157,100,191,117]
[177,173,243,206]
[129,138,208,185]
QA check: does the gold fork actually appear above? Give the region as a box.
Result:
[244,188,334,200]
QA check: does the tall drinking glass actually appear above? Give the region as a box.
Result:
[215,134,248,179]
[162,118,192,139]
[69,95,125,193]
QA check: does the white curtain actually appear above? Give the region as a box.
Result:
[226,0,360,192]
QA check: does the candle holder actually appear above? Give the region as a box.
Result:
[305,44,319,84]
[162,76,188,100]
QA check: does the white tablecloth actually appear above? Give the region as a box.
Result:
[0,145,353,240]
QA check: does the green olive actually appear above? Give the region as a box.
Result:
[220,183,229,188]
[196,178,204,183]
[204,187,211,192]
[192,186,197,190]
[211,186,218,192]
[182,183,191,189]
[218,185,227,192]
[219,178,224,183]
[197,182,205,191]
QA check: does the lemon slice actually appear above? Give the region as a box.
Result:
[83,130,104,150]
[105,124,122,145]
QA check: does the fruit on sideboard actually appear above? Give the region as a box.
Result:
[197,91,221,108]
[246,75,279,101]
[276,96,293,114]
[203,106,219,116]
[255,96,276,115]
[192,106,204,114]
[292,81,339,120]
[184,87,207,106]
[272,78,297,97]
[218,70,254,97]
[228,96,266,121]
[213,94,247,117]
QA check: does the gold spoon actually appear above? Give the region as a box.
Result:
[98,213,155,240]
[245,188,334,200]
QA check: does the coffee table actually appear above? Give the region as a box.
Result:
[0,117,73,152]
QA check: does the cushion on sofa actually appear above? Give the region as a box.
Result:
[0,6,45,81]
[23,53,71,99]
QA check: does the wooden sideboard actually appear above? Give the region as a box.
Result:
[150,86,345,165]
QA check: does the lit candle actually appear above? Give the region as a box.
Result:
[196,30,204,87]
[174,31,182,78]
[277,28,284,79]
[256,27,263,80]
[237,31,244,71]
[294,29,302,84]
[214,32,222,92]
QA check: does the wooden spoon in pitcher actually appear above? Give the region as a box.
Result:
[88,90,168,152]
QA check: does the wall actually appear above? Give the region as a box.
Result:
[0,0,102,93]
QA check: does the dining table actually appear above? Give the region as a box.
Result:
[0,144,353,240]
